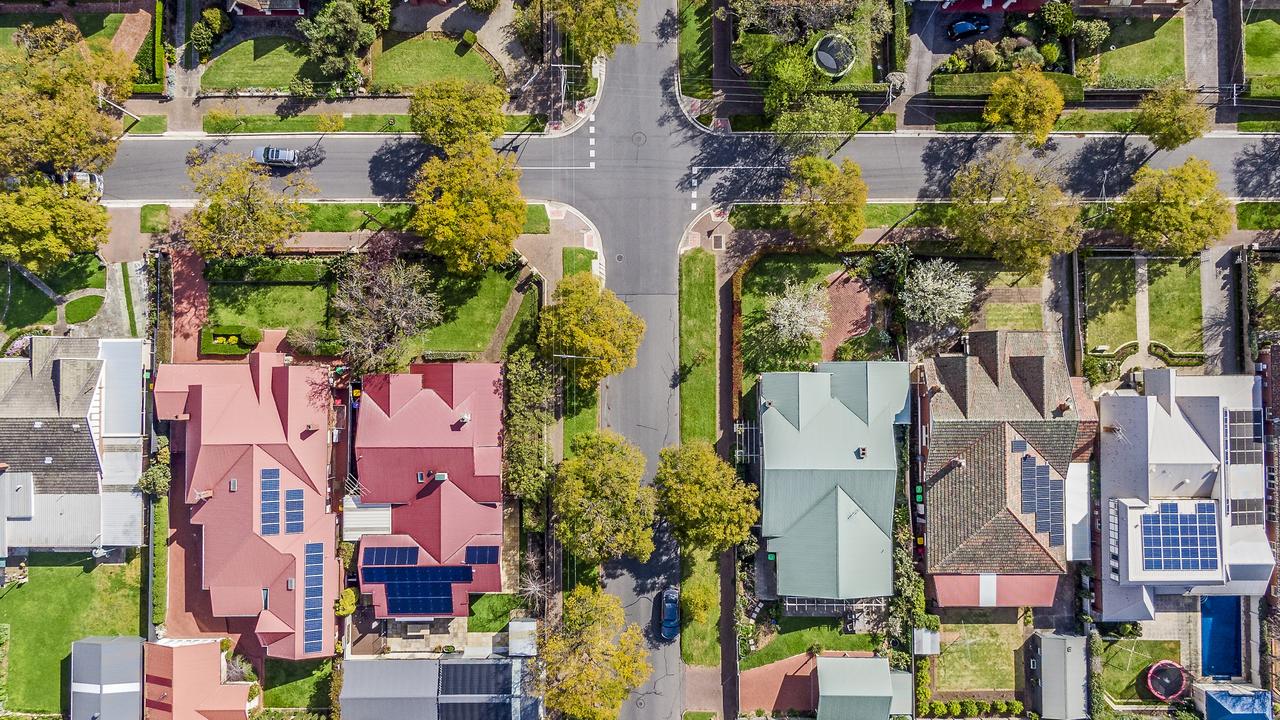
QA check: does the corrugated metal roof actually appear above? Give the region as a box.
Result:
[101,489,144,546]
[1037,633,1087,720]
[71,636,143,720]
[816,657,892,720]
[98,339,144,437]
[6,493,101,547]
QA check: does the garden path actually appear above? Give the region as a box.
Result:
[65,267,126,337]
[819,269,872,360]
[9,263,59,302]
[1121,255,1158,372]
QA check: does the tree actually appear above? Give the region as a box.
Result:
[766,280,830,343]
[331,256,442,372]
[183,153,314,258]
[538,272,646,390]
[552,0,638,59]
[334,587,357,616]
[0,181,107,271]
[655,442,758,551]
[901,259,976,327]
[355,0,392,29]
[1113,158,1230,256]
[773,94,869,152]
[783,156,868,253]
[538,586,649,720]
[408,80,507,152]
[1039,0,1075,36]
[762,45,815,116]
[1074,18,1110,50]
[503,346,556,500]
[297,0,375,78]
[137,463,172,496]
[553,430,656,564]
[409,146,525,275]
[947,144,1080,279]
[1135,81,1210,151]
[983,68,1064,146]
[681,572,717,624]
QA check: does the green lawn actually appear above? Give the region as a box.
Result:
[126,115,168,134]
[935,609,1023,692]
[680,249,717,443]
[983,302,1043,330]
[1147,258,1203,352]
[204,113,413,134]
[372,32,497,89]
[65,295,104,324]
[1255,261,1280,332]
[73,12,124,53]
[121,263,138,337]
[523,203,551,234]
[1054,109,1139,132]
[1238,112,1280,132]
[1098,639,1181,703]
[1238,201,1280,229]
[0,14,55,61]
[562,388,598,457]
[140,204,171,234]
[562,247,597,277]
[864,202,952,228]
[305,202,413,232]
[1084,258,1138,352]
[729,203,792,230]
[42,255,107,295]
[1246,11,1280,77]
[264,658,332,709]
[959,262,1041,289]
[1096,18,1185,87]
[680,549,720,667]
[1,267,57,333]
[0,552,142,713]
[505,113,549,133]
[201,37,330,91]
[207,282,332,331]
[740,254,843,395]
[685,713,716,720]
[467,593,524,632]
[503,287,540,356]
[400,268,519,356]
[678,0,713,99]
[740,618,873,671]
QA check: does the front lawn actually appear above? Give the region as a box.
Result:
[400,268,520,356]
[264,657,332,709]
[1098,639,1181,703]
[207,282,332,332]
[1054,109,1139,132]
[305,202,413,232]
[740,254,843,392]
[1094,18,1185,87]
[65,295,104,324]
[680,549,720,667]
[983,302,1043,330]
[680,249,717,443]
[1246,11,1280,77]
[1,267,57,333]
[126,115,168,134]
[935,609,1023,692]
[1084,258,1138,352]
[864,202,952,228]
[467,593,524,632]
[0,552,142,713]
[201,37,330,92]
[74,12,125,53]
[372,32,497,90]
[1254,261,1280,332]
[740,618,873,671]
[678,0,713,99]
[42,254,107,295]
[1238,201,1280,229]
[140,204,171,234]
[562,247,597,277]
[1147,258,1203,352]
[204,113,412,134]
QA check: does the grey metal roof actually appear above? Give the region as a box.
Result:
[341,659,525,720]
[1036,633,1087,720]
[816,657,893,720]
[97,340,144,437]
[71,636,142,720]
[0,337,102,419]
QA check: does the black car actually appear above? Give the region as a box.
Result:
[947,14,991,41]
[659,586,680,641]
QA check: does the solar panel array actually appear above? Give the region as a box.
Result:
[361,564,474,616]
[1019,455,1065,546]
[465,546,499,564]
[261,469,280,536]
[303,542,324,653]
[1141,502,1219,572]
[1225,409,1264,465]
[285,489,304,534]
[362,546,419,566]
[1230,498,1265,526]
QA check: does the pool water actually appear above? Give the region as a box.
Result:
[1200,595,1243,678]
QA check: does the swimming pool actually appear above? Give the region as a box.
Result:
[1201,595,1243,679]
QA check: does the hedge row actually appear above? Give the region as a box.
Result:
[893,0,909,71]
[1148,341,1206,367]
[133,1,165,92]
[200,324,262,356]
[203,257,331,283]
[931,71,1084,102]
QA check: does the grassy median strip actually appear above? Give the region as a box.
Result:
[140,203,170,234]
[126,115,168,134]
[121,263,139,337]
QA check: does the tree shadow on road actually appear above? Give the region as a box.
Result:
[918,135,1001,197]
[1233,137,1280,198]
[367,137,440,199]
[1058,136,1148,198]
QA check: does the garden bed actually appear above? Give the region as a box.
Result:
[931,71,1083,101]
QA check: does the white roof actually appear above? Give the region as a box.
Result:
[97,339,143,437]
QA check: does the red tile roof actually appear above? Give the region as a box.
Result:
[354,363,504,618]
[929,574,1060,607]
[143,640,251,720]
[154,353,339,660]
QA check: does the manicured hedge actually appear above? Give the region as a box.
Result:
[931,71,1084,101]
[133,1,165,92]
[203,257,331,283]
[200,324,262,355]
[1148,341,1206,367]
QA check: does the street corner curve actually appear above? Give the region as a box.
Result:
[537,57,608,140]
[523,199,607,283]
[678,204,733,255]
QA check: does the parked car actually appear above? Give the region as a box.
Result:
[57,171,104,199]
[659,586,680,641]
[252,146,300,169]
[947,14,991,41]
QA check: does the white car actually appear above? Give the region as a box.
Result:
[57,171,104,199]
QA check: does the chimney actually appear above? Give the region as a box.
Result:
[854,447,867,460]
[1057,401,1071,413]
[960,334,971,355]
[459,412,472,425]
[949,457,966,469]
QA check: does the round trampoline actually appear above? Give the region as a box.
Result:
[1146,660,1189,702]
[812,33,856,77]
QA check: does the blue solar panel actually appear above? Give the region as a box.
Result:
[388,597,455,615]
[1011,440,1027,452]
[1141,505,1219,571]
[260,475,280,536]
[465,546,499,564]
[362,546,420,566]
[362,566,473,583]
[262,468,280,480]
[285,489,304,534]
[303,542,324,653]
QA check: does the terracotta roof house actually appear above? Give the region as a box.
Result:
[919,331,1096,608]
[756,361,911,607]
[153,353,339,660]
[71,636,143,720]
[225,0,304,16]
[0,337,145,555]
[1097,370,1275,622]
[350,363,503,619]
[144,638,252,720]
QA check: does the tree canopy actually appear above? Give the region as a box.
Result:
[331,256,442,372]
[655,441,758,552]
[297,0,375,79]
[761,45,815,117]
[182,153,314,258]
[409,146,526,275]
[538,272,646,390]
[1113,157,1230,256]
[1134,81,1209,152]
[0,180,107,272]
[553,430,656,564]
[983,68,1064,146]
[553,0,638,59]
[783,155,868,253]
[946,145,1080,278]
[503,346,556,500]
[408,80,507,152]
[538,586,650,720]
[901,258,976,327]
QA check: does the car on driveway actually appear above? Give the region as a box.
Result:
[659,586,680,641]
[57,171,104,199]
[947,14,991,41]
[252,146,300,169]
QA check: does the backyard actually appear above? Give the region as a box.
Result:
[935,609,1025,692]
[740,617,874,671]
[371,32,497,89]
[1253,259,1280,333]
[207,278,333,333]
[1098,639,1181,704]
[1089,17,1185,88]
[1147,259,1203,353]
[201,37,329,91]
[982,303,1042,330]
[264,657,332,709]
[1245,11,1280,79]
[1084,257,1138,352]
[0,552,143,713]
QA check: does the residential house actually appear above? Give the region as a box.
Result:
[71,636,143,720]
[1097,369,1275,621]
[1192,684,1273,720]
[0,337,145,555]
[339,658,539,720]
[153,352,339,660]
[1031,632,1087,720]
[350,363,503,619]
[919,330,1096,607]
[226,0,304,16]
[815,656,912,720]
[144,638,252,720]
[756,361,911,610]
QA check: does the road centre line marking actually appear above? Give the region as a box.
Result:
[590,138,595,145]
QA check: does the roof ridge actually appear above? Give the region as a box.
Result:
[940,508,1065,573]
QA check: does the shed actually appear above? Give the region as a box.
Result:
[1035,632,1087,720]
[71,636,143,720]
[816,656,904,720]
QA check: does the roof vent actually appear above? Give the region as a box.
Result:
[287,577,296,591]
[1103,424,1122,434]
[304,423,319,432]
[949,457,966,469]
[43,457,52,464]
[32,421,42,429]
[1057,401,1071,413]
[459,412,472,425]
[195,489,213,500]
[854,447,867,460]
[72,423,80,431]
[435,472,449,483]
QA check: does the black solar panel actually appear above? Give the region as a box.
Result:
[441,662,511,695]
[465,546,499,564]
[438,701,512,720]
[1017,455,1065,547]
[362,546,420,566]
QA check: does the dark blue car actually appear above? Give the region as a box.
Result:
[659,586,680,641]
[947,14,991,41]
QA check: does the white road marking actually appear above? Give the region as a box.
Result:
[589,149,596,157]
[590,138,596,146]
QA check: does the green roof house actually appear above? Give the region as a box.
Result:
[816,656,913,720]
[758,361,910,601]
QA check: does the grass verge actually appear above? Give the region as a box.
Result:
[680,549,720,666]
[140,204,170,234]
[204,113,412,133]
[304,202,413,231]
[523,203,551,234]
[121,263,139,337]
[126,115,168,134]
[679,249,716,443]
[562,247,597,277]
[678,0,713,99]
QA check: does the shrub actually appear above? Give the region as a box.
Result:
[329,663,344,719]
[337,541,355,568]
[190,21,214,60]
[289,77,317,98]
[1074,18,1110,50]
[469,0,498,10]
[993,700,1009,714]
[1040,42,1060,65]
[1149,341,1207,367]
[202,7,231,35]
[948,701,961,716]
[976,700,991,714]
[510,3,542,56]
[973,39,1002,70]
[154,435,171,465]
[138,463,171,496]
[1008,700,1024,715]
[681,573,717,624]
[334,587,357,616]
[960,700,978,717]
[930,701,949,717]
[1039,1,1075,36]
[1011,46,1044,69]
[200,324,261,356]
[462,28,478,46]
[1026,712,1040,720]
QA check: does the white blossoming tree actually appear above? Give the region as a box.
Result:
[901,258,976,327]
[766,280,831,343]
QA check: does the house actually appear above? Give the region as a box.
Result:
[71,636,143,720]
[1193,684,1273,720]
[225,0,304,16]
[339,658,539,720]
[152,353,339,659]
[919,330,1096,608]
[756,361,911,609]
[0,337,145,555]
[1097,369,1275,621]
[350,363,503,619]
[144,638,253,720]
[1031,632,1087,720]
[815,656,912,720]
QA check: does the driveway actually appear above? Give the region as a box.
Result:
[903,3,1005,125]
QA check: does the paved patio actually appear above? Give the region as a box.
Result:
[738,651,875,714]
